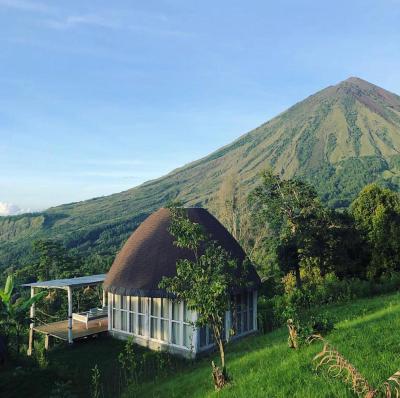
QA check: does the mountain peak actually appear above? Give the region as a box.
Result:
[343,76,366,84]
[337,76,375,89]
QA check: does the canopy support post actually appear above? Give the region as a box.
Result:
[102,289,106,307]
[67,286,73,344]
[27,287,35,356]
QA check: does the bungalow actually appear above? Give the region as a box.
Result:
[103,207,261,358]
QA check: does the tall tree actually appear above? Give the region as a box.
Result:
[32,240,74,280]
[350,184,400,278]
[159,205,249,389]
[215,173,269,263]
[250,170,325,288]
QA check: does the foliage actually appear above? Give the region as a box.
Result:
[250,170,323,287]
[350,184,400,278]
[129,292,400,398]
[0,275,46,354]
[49,381,77,398]
[2,79,400,282]
[250,170,362,287]
[118,337,138,387]
[91,364,102,398]
[159,205,249,387]
[258,271,400,333]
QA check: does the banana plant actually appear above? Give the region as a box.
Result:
[0,275,46,354]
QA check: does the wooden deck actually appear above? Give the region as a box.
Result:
[33,318,108,341]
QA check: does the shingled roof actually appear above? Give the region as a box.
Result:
[103,207,260,297]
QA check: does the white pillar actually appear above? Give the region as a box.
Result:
[67,286,73,344]
[108,293,112,331]
[27,287,36,356]
[102,289,106,307]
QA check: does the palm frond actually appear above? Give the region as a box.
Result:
[4,275,14,298]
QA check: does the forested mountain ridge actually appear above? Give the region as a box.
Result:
[1,76,400,270]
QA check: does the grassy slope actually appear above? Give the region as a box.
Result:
[128,292,400,398]
[1,292,399,397]
[2,77,400,270]
[0,337,125,398]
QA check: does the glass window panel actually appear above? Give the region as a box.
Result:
[208,327,214,344]
[150,317,159,339]
[249,292,253,310]
[200,326,207,347]
[242,294,248,311]
[183,324,193,349]
[130,296,137,313]
[129,312,135,334]
[237,313,242,335]
[122,296,129,310]
[114,294,121,309]
[249,308,254,330]
[172,302,181,321]
[243,311,248,332]
[138,314,145,336]
[151,298,160,317]
[138,297,146,314]
[183,302,192,323]
[161,319,169,341]
[236,294,241,312]
[172,322,180,345]
[121,311,128,331]
[113,309,121,330]
[161,298,169,319]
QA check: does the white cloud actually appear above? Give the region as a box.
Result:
[0,202,32,216]
[44,14,118,30]
[0,0,50,13]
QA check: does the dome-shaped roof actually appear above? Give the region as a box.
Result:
[104,207,260,297]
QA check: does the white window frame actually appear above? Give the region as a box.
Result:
[110,294,195,350]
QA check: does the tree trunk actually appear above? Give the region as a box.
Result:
[218,339,225,370]
[211,325,228,389]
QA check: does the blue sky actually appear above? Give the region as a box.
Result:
[1,0,400,213]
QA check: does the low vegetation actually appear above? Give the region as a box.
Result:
[125,292,400,398]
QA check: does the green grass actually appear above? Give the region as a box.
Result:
[126,292,400,398]
[0,336,125,398]
[1,292,400,397]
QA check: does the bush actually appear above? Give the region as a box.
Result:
[257,271,400,334]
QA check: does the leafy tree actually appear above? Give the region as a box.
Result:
[214,173,271,278]
[350,184,400,278]
[0,275,45,354]
[32,239,75,281]
[250,170,324,288]
[159,206,249,388]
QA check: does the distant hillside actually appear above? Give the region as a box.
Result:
[2,77,400,270]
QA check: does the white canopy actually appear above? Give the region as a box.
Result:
[22,274,106,290]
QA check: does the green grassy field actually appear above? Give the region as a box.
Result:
[0,336,126,398]
[126,291,400,398]
[1,292,399,397]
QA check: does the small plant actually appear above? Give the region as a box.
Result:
[310,335,400,397]
[34,343,49,369]
[287,318,313,349]
[49,381,76,398]
[118,337,138,387]
[91,364,102,398]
